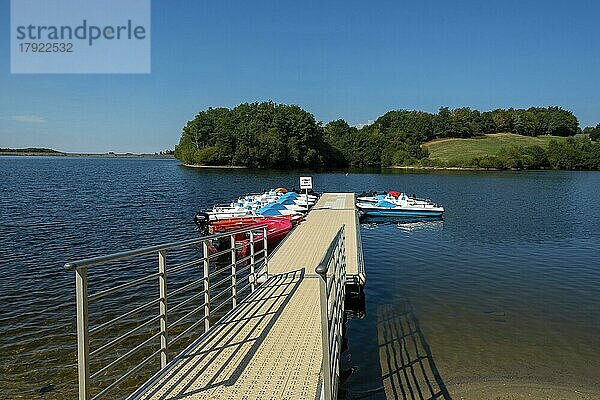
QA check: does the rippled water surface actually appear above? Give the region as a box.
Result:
[1,157,599,399]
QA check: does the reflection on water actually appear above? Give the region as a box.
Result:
[394,220,444,233]
[362,218,444,233]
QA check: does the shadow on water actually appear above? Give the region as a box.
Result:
[376,298,451,400]
[345,288,367,320]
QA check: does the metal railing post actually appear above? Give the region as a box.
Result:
[317,268,332,400]
[231,235,237,308]
[249,230,255,292]
[341,230,346,284]
[158,250,168,368]
[202,241,211,331]
[75,267,91,400]
[262,226,268,277]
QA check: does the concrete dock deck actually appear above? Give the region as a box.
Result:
[129,193,364,400]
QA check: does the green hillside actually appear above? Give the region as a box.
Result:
[423,133,566,165]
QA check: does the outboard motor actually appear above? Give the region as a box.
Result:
[194,212,210,235]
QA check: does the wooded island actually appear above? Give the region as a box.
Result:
[175,102,600,170]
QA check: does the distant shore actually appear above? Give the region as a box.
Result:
[0,151,175,159]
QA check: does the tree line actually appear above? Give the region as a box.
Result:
[174,102,600,169]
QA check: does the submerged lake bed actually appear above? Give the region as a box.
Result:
[1,157,599,399]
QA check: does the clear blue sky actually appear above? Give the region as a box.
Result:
[1,0,600,153]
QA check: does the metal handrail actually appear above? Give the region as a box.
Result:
[64,226,260,271]
[65,224,269,400]
[316,225,346,400]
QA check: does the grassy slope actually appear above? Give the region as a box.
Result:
[422,133,565,164]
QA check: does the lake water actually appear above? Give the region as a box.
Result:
[1,157,599,399]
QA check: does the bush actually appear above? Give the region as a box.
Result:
[546,137,600,170]
[474,155,506,169]
[195,146,221,165]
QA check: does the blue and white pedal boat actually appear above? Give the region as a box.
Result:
[356,200,444,218]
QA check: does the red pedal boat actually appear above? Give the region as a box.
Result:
[208,214,302,234]
[209,216,294,256]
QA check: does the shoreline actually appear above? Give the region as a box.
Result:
[182,163,247,169]
[1,154,593,172]
[447,380,600,400]
[387,165,579,171]
[389,165,502,171]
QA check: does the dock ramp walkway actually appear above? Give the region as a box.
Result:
[128,193,364,399]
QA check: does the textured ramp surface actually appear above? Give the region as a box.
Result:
[269,193,359,277]
[136,271,322,400]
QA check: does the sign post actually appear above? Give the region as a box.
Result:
[299,176,313,212]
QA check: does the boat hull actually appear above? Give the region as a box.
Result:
[208,216,294,257]
[209,215,301,234]
[356,202,444,218]
[359,208,444,217]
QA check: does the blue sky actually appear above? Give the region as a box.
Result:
[1,0,600,153]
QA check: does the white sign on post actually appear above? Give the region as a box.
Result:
[299,176,313,190]
[299,176,313,212]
